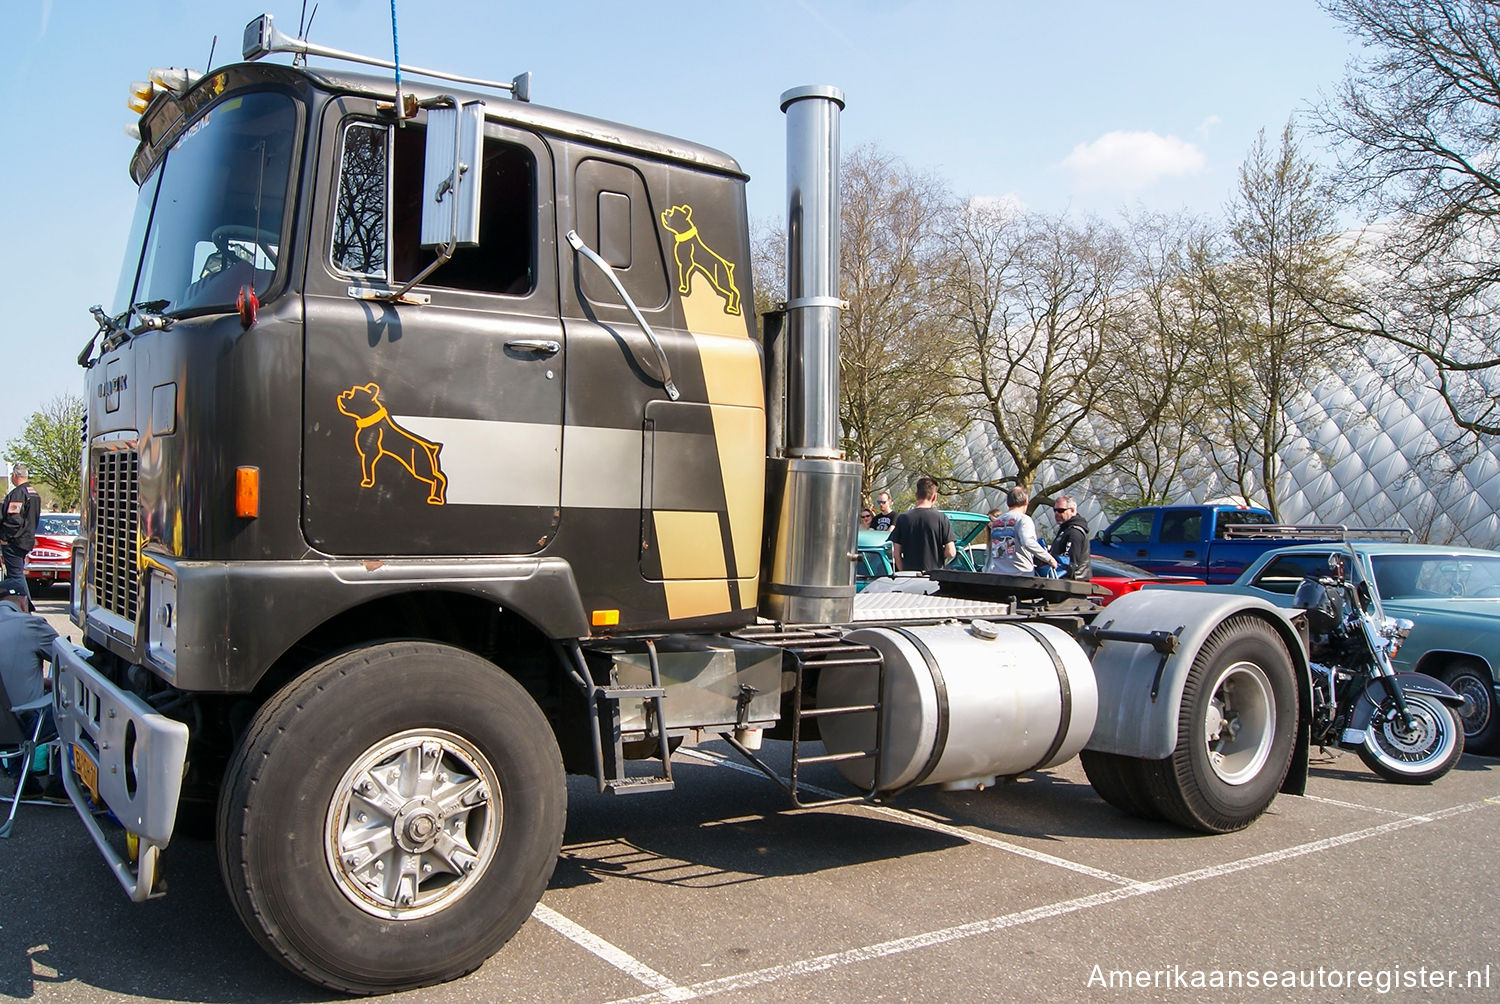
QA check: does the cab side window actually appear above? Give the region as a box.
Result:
[1159,511,1201,543]
[1110,510,1156,544]
[332,118,536,295]
[332,122,389,276]
[1252,554,1329,594]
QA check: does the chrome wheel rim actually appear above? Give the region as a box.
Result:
[1367,694,1456,770]
[1448,671,1492,737]
[1203,660,1275,785]
[325,728,501,920]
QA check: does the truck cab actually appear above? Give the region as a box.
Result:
[52,14,1313,996]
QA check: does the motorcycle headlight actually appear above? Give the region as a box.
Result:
[1380,616,1414,657]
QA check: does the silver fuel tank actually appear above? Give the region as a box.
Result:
[817,621,1099,792]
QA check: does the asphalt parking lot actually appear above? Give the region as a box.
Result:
[6,587,1498,1002]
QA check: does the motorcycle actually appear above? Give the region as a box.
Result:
[1293,547,1466,784]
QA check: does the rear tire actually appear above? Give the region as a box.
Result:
[217,642,565,994]
[1358,690,1464,783]
[1140,616,1298,834]
[1080,750,1162,821]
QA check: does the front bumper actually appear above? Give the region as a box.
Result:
[52,640,188,901]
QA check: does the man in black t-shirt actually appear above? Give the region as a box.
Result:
[888,477,955,573]
[871,491,896,531]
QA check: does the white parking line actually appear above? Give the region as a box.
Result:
[681,747,1142,886]
[586,748,1499,1004]
[603,796,1495,1004]
[1300,792,1419,817]
[531,903,693,1001]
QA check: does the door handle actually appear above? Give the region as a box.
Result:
[1136,549,1148,557]
[505,338,561,357]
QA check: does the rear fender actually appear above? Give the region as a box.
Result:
[1083,589,1311,765]
[1348,672,1464,732]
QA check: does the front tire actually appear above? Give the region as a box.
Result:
[217,642,566,994]
[1358,690,1464,784]
[1140,616,1298,833]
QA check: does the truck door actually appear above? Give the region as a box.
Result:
[1153,507,1205,576]
[302,102,563,556]
[555,151,764,629]
[1103,508,1161,571]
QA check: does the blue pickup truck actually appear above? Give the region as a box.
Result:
[1091,505,1349,584]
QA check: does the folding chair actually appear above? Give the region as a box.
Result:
[0,676,58,838]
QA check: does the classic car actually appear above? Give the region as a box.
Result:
[1088,555,1206,605]
[24,512,80,591]
[854,510,989,588]
[1235,542,1500,755]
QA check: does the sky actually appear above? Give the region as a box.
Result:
[0,0,1358,446]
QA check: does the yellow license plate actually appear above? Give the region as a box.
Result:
[71,743,99,803]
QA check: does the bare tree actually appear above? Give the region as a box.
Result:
[1189,124,1356,520]
[1107,211,1221,508]
[938,205,1190,511]
[836,146,960,504]
[1314,0,1500,436]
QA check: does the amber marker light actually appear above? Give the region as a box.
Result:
[127,80,154,115]
[591,609,620,627]
[235,466,260,518]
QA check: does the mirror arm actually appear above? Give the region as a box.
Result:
[364,96,468,306]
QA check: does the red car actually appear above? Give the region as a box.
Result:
[24,512,80,591]
[1089,555,1205,605]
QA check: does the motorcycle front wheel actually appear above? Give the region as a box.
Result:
[1358,691,1464,784]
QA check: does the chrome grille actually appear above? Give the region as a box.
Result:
[91,449,140,622]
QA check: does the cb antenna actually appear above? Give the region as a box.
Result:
[205,34,217,72]
[294,0,319,66]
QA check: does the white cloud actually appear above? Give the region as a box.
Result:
[1060,131,1206,191]
[966,193,1027,218]
[1197,115,1222,138]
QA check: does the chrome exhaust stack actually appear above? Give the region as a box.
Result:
[761,85,863,624]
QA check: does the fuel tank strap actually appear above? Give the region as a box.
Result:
[885,626,950,794]
[1014,623,1073,771]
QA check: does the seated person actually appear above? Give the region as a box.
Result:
[0,586,60,796]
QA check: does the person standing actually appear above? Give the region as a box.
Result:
[985,486,1057,575]
[888,477,955,573]
[871,492,896,531]
[1049,495,1091,581]
[1,464,41,606]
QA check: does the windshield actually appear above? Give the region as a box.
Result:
[38,514,80,536]
[1370,553,1500,600]
[117,90,297,318]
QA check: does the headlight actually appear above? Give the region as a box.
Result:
[146,569,178,675]
[70,545,85,622]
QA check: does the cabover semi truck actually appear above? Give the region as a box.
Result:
[55,13,1314,994]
